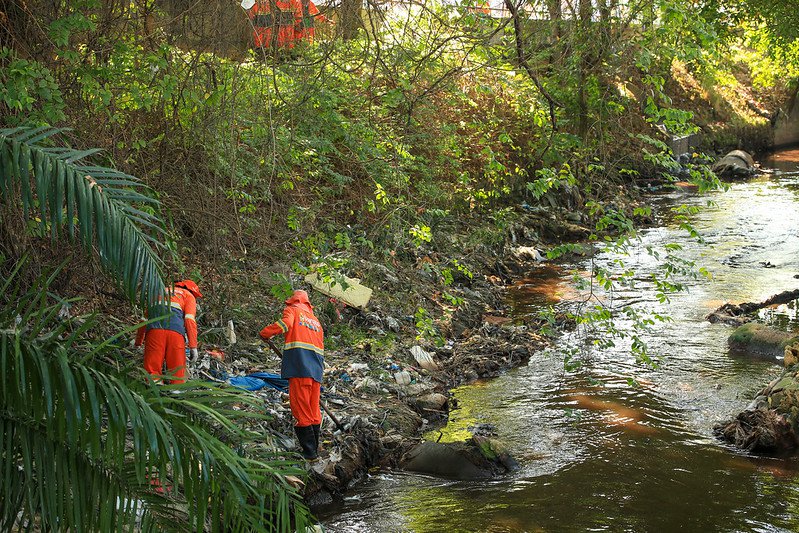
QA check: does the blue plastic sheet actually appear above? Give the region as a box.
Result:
[228,372,288,393]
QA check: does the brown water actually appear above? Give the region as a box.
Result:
[318,149,799,532]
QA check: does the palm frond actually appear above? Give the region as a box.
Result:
[0,267,312,532]
[0,126,167,310]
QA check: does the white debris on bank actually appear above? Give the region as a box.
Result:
[304,272,373,309]
[410,345,439,371]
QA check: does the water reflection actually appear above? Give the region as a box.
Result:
[320,153,799,532]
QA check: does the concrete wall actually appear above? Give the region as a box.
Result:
[773,86,799,148]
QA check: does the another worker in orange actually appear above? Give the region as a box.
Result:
[243,0,302,50]
[468,0,490,15]
[135,280,202,384]
[260,290,325,460]
[296,0,332,43]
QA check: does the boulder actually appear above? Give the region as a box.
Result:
[401,437,517,480]
[712,150,756,179]
[728,322,798,359]
[415,393,448,411]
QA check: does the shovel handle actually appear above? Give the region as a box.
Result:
[264,338,346,432]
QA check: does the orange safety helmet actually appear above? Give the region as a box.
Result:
[176,279,203,298]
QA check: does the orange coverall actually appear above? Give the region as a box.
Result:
[296,0,330,43]
[248,0,302,49]
[260,290,324,426]
[135,287,198,384]
[260,290,324,460]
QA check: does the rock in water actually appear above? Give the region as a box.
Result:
[715,359,799,453]
[401,437,516,480]
[728,322,798,359]
[711,150,756,179]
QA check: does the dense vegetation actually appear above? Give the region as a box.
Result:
[2,0,799,528]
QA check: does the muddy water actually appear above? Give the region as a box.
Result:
[318,148,799,532]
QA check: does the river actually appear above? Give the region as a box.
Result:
[318,148,799,532]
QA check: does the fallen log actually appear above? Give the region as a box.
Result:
[706,289,799,326]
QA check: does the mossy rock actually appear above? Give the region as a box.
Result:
[475,436,498,461]
[728,323,799,359]
[401,437,517,480]
[773,377,797,392]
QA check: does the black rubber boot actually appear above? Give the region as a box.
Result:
[312,424,321,454]
[294,425,318,460]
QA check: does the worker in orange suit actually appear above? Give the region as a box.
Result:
[260,290,325,460]
[244,0,302,49]
[295,0,332,43]
[468,0,490,15]
[135,280,202,384]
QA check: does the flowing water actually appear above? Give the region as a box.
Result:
[318,148,799,532]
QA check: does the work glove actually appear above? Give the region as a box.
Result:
[189,347,199,364]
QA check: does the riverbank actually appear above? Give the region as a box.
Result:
[317,148,799,533]
[170,133,782,507]
[284,141,791,505]
[196,205,597,504]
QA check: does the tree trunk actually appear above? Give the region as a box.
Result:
[339,0,362,40]
[546,0,561,40]
[577,0,592,140]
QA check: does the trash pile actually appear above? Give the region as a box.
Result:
[186,286,552,502]
[438,324,549,384]
[186,343,431,502]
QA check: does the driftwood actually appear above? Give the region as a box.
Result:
[706,289,799,326]
[714,408,798,452]
[716,363,799,453]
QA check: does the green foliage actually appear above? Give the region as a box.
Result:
[269,273,295,302]
[0,127,166,311]
[442,291,464,307]
[527,164,577,200]
[4,0,769,382]
[409,224,433,247]
[414,307,443,346]
[0,262,311,532]
[0,49,65,126]
[741,27,799,87]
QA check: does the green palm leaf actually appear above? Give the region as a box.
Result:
[0,126,166,310]
[0,266,313,532]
